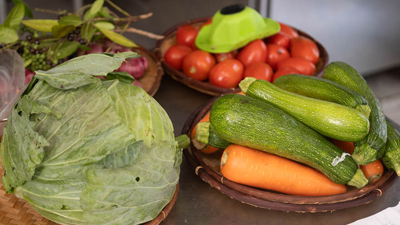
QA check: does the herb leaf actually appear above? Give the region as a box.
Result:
[58,15,82,26]
[81,22,97,42]
[51,25,75,38]
[12,0,32,18]
[21,19,58,32]
[85,0,105,20]
[94,21,115,30]
[53,41,80,59]
[4,3,25,30]
[98,28,137,47]
[0,25,19,44]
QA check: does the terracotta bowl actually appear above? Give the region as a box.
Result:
[181,92,398,212]
[155,17,329,96]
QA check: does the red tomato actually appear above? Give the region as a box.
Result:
[290,36,320,65]
[272,67,300,82]
[164,45,193,70]
[176,25,199,48]
[265,32,290,49]
[183,50,216,81]
[243,62,273,82]
[237,39,268,67]
[266,43,290,70]
[209,59,244,88]
[276,57,316,75]
[214,51,237,63]
[279,22,299,39]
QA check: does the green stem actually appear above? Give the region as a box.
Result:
[352,143,378,165]
[176,135,190,149]
[105,0,130,17]
[347,168,368,188]
[239,77,257,94]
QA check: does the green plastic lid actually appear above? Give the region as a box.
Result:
[195,4,280,53]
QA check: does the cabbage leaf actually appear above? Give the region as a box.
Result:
[1,52,182,225]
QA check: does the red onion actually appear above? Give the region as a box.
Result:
[117,56,148,79]
[86,44,104,54]
[25,69,35,84]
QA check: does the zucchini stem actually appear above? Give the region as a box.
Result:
[239,77,257,94]
[176,134,190,149]
[347,168,368,188]
[195,122,211,145]
[352,143,378,165]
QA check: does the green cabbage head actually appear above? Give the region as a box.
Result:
[0,52,188,225]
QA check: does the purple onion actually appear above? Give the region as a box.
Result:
[117,56,148,79]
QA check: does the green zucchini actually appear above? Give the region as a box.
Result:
[381,119,400,176]
[194,122,232,149]
[210,94,367,188]
[273,74,371,117]
[239,77,370,142]
[323,62,387,165]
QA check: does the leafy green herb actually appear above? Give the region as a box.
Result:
[58,15,82,26]
[4,3,25,30]
[99,28,137,47]
[21,19,58,32]
[51,25,75,38]
[1,0,163,73]
[12,0,32,18]
[94,21,115,30]
[0,25,19,44]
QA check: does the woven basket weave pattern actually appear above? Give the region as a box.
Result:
[0,156,58,225]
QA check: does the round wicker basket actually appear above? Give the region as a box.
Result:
[0,137,179,225]
[154,17,329,96]
[181,92,398,212]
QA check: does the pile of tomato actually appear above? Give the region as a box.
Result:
[164,21,320,89]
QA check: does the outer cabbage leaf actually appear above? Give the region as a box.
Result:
[4,69,182,224]
[15,180,88,225]
[103,81,175,146]
[1,101,48,192]
[26,79,138,180]
[34,52,138,89]
[81,140,179,225]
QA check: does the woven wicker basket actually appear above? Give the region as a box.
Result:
[181,92,398,212]
[0,137,179,225]
[154,17,329,96]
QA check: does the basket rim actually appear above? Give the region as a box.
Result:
[154,17,329,96]
[180,91,398,211]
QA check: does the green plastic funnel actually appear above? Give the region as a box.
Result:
[195,4,280,53]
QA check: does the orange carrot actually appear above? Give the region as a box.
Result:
[360,160,384,183]
[330,139,384,183]
[330,139,355,154]
[191,112,219,154]
[220,145,347,196]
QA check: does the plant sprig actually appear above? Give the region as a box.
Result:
[0,0,163,72]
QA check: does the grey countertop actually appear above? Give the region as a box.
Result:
[152,74,400,225]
